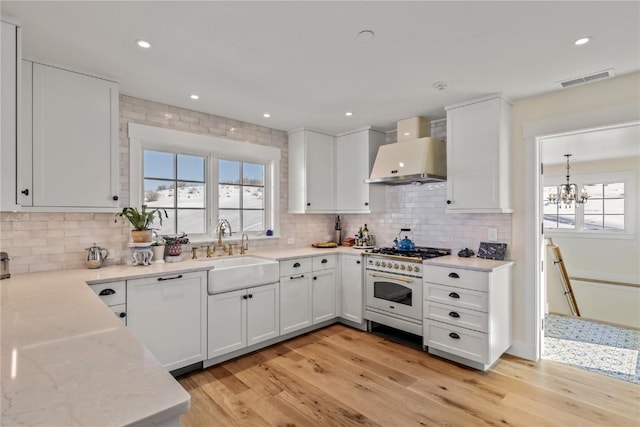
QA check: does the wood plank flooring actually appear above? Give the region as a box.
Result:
[178,324,640,426]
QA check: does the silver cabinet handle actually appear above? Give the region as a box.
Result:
[370,273,413,284]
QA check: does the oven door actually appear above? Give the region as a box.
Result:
[365,270,422,321]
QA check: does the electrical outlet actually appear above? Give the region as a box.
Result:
[488,228,498,242]
[287,237,295,245]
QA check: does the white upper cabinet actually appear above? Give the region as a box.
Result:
[20,61,119,209]
[288,129,336,213]
[336,128,386,213]
[1,20,20,211]
[445,95,512,213]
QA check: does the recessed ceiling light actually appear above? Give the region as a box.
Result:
[357,30,375,41]
[404,132,410,136]
[136,39,152,49]
[190,94,199,100]
[229,127,236,132]
[263,113,270,118]
[574,37,591,46]
[345,112,353,117]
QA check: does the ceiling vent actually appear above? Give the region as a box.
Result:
[559,68,615,88]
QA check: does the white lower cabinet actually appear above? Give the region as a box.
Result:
[340,254,364,323]
[423,263,512,371]
[88,280,127,325]
[208,283,279,359]
[280,272,313,335]
[127,271,207,372]
[312,265,336,324]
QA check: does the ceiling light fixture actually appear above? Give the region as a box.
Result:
[357,30,375,41]
[345,112,353,117]
[136,39,152,49]
[547,154,589,207]
[263,113,270,118]
[190,94,199,100]
[574,36,591,46]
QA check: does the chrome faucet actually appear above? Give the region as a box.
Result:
[240,233,249,255]
[216,219,232,247]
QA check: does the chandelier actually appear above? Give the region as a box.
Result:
[547,154,589,207]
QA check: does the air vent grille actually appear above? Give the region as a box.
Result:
[559,69,615,88]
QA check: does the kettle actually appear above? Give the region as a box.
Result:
[86,244,109,269]
[394,228,416,251]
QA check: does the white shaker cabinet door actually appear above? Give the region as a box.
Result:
[127,271,207,372]
[30,62,119,208]
[340,255,364,324]
[279,273,313,335]
[1,21,20,211]
[312,269,336,324]
[208,288,247,358]
[246,283,280,346]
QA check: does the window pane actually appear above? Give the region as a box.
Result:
[178,182,205,208]
[151,209,175,236]
[177,209,206,234]
[604,199,624,214]
[584,215,603,230]
[144,180,175,207]
[219,160,240,184]
[219,210,240,233]
[144,150,174,179]
[543,216,558,229]
[584,199,603,214]
[177,154,205,181]
[604,182,624,198]
[219,184,241,208]
[243,210,264,232]
[583,184,602,199]
[243,186,264,209]
[243,162,264,186]
[604,215,624,231]
[558,214,575,228]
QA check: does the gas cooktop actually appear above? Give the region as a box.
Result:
[366,247,451,260]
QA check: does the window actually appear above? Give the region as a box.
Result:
[543,172,632,236]
[129,123,280,241]
[218,160,265,232]
[143,150,206,235]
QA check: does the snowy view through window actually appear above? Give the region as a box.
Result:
[543,182,624,231]
[142,151,266,237]
[144,150,206,236]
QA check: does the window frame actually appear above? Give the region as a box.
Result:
[129,123,280,242]
[543,170,635,239]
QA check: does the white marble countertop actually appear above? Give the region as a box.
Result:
[0,246,369,426]
[424,255,514,272]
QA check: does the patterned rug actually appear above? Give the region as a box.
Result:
[543,314,640,384]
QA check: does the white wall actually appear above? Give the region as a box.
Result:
[511,72,640,359]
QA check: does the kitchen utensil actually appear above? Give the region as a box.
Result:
[86,244,109,269]
[394,228,415,251]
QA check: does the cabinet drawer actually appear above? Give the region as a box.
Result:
[89,281,126,306]
[423,265,488,292]
[109,303,127,325]
[423,320,487,364]
[313,254,337,271]
[280,257,312,276]
[424,300,488,333]
[424,282,488,312]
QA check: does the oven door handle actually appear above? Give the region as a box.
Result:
[369,273,414,284]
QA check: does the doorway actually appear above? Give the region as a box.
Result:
[537,121,640,383]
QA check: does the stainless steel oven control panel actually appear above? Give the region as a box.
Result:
[366,255,422,277]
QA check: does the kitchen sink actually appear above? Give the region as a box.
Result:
[205,256,279,294]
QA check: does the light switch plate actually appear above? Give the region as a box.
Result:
[488,228,498,242]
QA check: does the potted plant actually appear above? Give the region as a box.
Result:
[115,205,168,243]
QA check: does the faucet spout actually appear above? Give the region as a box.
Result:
[216,219,232,246]
[241,233,249,254]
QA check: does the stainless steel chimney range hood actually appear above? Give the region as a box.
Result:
[365,117,446,185]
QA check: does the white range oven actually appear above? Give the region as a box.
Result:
[364,247,451,336]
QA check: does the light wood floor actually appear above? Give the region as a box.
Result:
[178,324,640,426]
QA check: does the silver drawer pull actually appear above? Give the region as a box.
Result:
[448,311,460,318]
[99,288,115,296]
[449,332,460,339]
[448,272,460,279]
